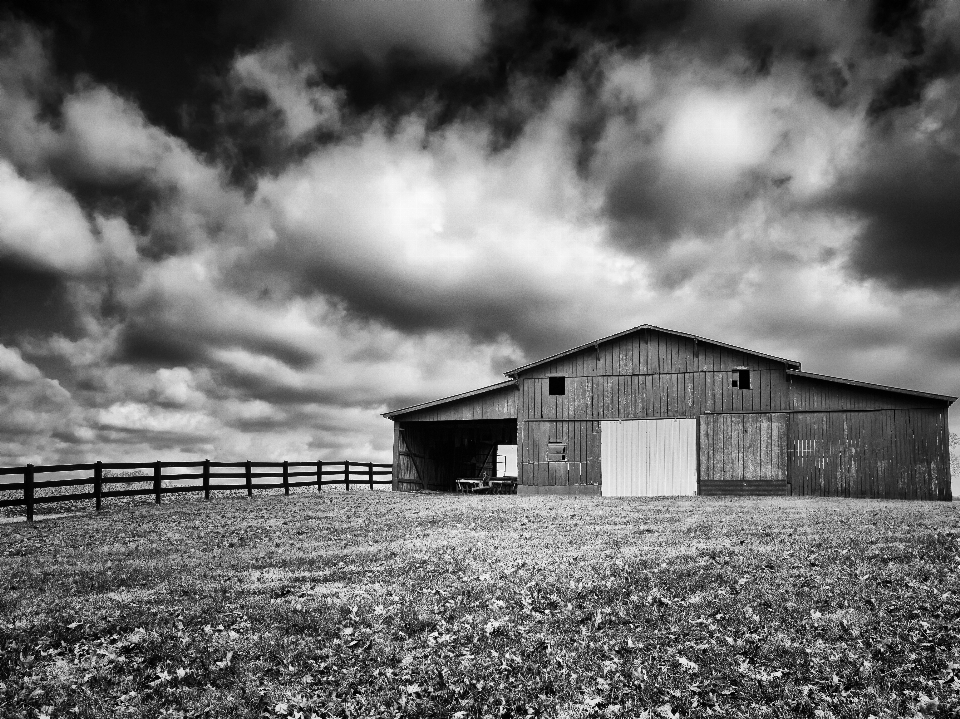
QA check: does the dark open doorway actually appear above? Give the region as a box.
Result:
[394,419,518,491]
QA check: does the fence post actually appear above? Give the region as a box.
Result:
[368,462,374,490]
[283,461,289,496]
[316,461,323,492]
[24,464,34,523]
[345,461,350,491]
[246,461,252,497]
[203,459,210,501]
[154,461,161,504]
[94,461,103,512]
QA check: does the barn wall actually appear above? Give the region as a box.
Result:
[520,329,788,379]
[520,370,790,421]
[514,329,794,489]
[518,420,600,488]
[394,423,437,491]
[787,375,945,411]
[698,413,789,496]
[788,408,951,500]
[398,384,517,422]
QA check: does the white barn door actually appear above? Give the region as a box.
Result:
[600,419,697,497]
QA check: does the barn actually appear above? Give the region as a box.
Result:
[383,326,955,500]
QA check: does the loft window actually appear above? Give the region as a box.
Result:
[731,368,751,390]
[548,376,565,396]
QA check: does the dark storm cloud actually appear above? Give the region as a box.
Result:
[839,146,960,289]
[287,260,557,349]
[604,156,781,249]
[117,326,208,367]
[3,0,280,136]
[116,312,321,370]
[0,259,81,341]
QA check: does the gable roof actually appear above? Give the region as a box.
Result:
[381,379,517,419]
[503,325,801,377]
[786,369,957,404]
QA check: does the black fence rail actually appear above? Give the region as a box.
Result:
[0,460,393,522]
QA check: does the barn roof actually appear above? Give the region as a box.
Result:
[381,379,517,419]
[786,369,957,403]
[503,325,801,377]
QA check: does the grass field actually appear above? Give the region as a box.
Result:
[1,491,959,719]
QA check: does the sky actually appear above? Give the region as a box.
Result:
[0,0,959,466]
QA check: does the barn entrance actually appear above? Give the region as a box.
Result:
[599,419,697,497]
[394,419,518,492]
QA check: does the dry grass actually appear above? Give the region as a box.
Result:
[1,491,959,718]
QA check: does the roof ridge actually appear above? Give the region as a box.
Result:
[504,325,800,376]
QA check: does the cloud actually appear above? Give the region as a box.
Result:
[97,402,218,436]
[595,51,858,249]
[0,159,102,273]
[0,21,58,172]
[0,344,43,382]
[151,367,208,407]
[231,44,344,140]
[58,86,173,183]
[834,76,960,289]
[288,0,490,66]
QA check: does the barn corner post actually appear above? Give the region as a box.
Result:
[391,421,400,491]
[941,410,952,501]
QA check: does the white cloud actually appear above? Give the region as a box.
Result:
[0,159,101,272]
[232,44,344,139]
[661,89,775,181]
[0,344,43,382]
[59,86,171,181]
[152,367,207,407]
[0,22,58,171]
[97,402,217,435]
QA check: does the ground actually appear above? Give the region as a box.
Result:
[1,491,959,719]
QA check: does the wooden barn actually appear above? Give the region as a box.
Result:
[383,326,955,500]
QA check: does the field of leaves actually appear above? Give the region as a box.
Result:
[1,491,959,719]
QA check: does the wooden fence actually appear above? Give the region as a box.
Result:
[0,460,393,522]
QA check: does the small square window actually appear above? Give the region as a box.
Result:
[548,376,565,396]
[731,368,751,390]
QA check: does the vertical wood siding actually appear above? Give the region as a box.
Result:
[518,420,600,488]
[398,384,518,421]
[788,409,951,500]
[520,329,786,378]
[520,369,790,420]
[698,413,788,494]
[787,375,944,411]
